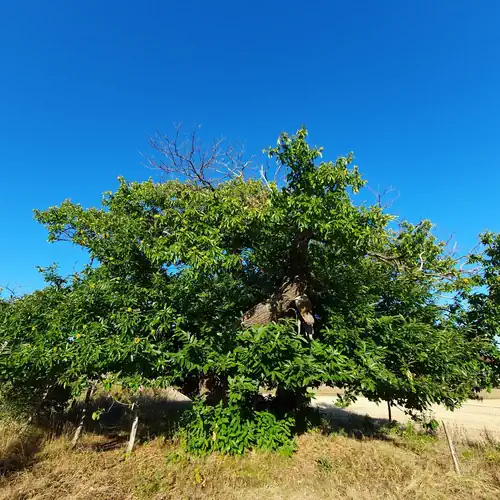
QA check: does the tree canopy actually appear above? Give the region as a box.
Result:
[1,127,499,453]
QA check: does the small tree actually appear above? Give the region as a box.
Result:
[462,232,500,381]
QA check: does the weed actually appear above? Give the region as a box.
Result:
[390,422,437,454]
[165,449,189,464]
[315,456,333,473]
[485,449,500,463]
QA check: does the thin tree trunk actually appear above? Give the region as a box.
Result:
[387,401,392,422]
[126,403,139,454]
[71,382,96,448]
[442,420,461,475]
[26,384,53,427]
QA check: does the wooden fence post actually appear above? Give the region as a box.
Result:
[126,403,139,454]
[442,420,461,475]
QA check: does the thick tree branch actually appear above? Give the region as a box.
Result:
[241,279,314,330]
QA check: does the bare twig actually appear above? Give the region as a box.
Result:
[273,156,285,183]
[143,123,254,188]
[0,282,26,299]
[368,185,400,209]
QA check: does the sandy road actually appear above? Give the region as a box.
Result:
[165,387,500,440]
[312,394,500,440]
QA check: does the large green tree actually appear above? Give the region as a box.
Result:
[1,127,498,453]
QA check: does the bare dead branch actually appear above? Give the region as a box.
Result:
[367,248,482,281]
[368,185,400,209]
[260,164,272,191]
[0,282,26,299]
[367,251,402,263]
[273,159,284,184]
[443,233,455,249]
[143,123,254,188]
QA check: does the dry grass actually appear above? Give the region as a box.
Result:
[1,419,500,500]
[0,419,44,478]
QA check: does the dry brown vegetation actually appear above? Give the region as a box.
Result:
[1,417,500,500]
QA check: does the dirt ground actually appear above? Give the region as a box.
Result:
[312,389,500,441]
[144,387,500,441]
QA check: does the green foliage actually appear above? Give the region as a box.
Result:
[180,398,296,455]
[392,422,437,454]
[422,419,440,433]
[315,456,333,473]
[1,126,499,453]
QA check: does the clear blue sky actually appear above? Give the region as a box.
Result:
[1,0,499,294]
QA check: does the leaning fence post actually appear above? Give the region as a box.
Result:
[442,420,461,475]
[126,402,139,454]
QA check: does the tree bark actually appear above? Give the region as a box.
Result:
[26,384,53,428]
[242,228,317,330]
[241,280,314,328]
[71,382,96,448]
[288,230,314,280]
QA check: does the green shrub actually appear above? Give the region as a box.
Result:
[180,398,296,455]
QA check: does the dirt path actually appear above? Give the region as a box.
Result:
[312,394,500,440]
[166,386,500,440]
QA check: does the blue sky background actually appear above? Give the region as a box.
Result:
[1,0,499,294]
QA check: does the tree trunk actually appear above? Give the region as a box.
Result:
[26,384,53,428]
[242,280,314,330]
[201,375,229,405]
[71,382,96,448]
[180,375,202,399]
[274,387,309,414]
[241,230,316,330]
